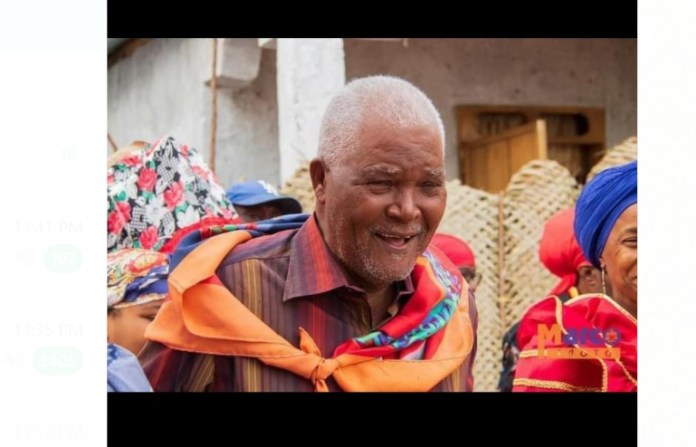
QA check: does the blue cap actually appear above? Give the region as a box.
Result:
[225,180,302,215]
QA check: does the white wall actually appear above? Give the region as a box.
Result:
[214,49,279,186]
[108,39,210,162]
[108,39,280,188]
[276,38,345,183]
[109,38,636,185]
[344,38,637,180]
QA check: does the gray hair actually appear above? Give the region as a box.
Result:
[317,75,445,168]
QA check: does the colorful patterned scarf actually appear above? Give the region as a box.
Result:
[146,213,475,391]
[108,249,170,309]
[107,136,237,254]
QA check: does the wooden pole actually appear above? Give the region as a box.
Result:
[497,192,507,332]
[209,38,219,173]
[107,133,118,152]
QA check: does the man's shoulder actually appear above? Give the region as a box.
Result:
[220,228,298,267]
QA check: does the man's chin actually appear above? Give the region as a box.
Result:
[369,260,416,285]
[341,245,420,289]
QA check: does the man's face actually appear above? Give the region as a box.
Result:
[313,119,446,292]
[576,265,605,295]
[234,204,284,223]
[459,266,479,294]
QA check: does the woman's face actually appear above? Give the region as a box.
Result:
[107,300,163,355]
[599,204,637,315]
[576,265,605,296]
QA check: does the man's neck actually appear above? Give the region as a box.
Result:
[365,285,397,329]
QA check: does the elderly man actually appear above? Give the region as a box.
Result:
[140,75,478,392]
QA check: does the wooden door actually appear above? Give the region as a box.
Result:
[459,119,548,193]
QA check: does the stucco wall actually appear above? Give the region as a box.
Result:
[108,38,280,188]
[109,38,636,184]
[344,38,637,179]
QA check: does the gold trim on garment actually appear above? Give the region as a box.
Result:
[562,293,637,385]
[513,378,602,392]
[553,297,609,391]
[519,349,540,358]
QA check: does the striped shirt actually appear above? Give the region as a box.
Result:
[140,215,478,391]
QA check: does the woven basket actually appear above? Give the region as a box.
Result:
[438,181,501,391]
[441,161,579,391]
[587,137,637,182]
[500,160,580,333]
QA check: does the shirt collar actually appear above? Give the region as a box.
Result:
[282,213,414,302]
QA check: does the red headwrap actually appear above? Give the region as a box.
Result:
[539,208,592,297]
[430,233,476,268]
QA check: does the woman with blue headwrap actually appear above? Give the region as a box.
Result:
[107,249,170,392]
[574,161,637,318]
[513,161,637,392]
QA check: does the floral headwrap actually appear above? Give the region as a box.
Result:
[108,249,169,309]
[107,136,237,253]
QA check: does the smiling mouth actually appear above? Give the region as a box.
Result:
[374,232,419,249]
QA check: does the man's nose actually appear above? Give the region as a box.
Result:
[386,189,421,222]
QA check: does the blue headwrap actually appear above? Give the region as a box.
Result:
[574,161,637,269]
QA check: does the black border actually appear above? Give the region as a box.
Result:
[108,392,637,442]
[108,0,636,38]
[107,1,637,443]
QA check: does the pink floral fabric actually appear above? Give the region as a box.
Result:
[107,136,237,253]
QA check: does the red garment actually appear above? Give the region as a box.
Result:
[430,233,475,268]
[512,294,637,392]
[160,216,242,254]
[539,208,592,297]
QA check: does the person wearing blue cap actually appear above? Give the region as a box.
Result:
[226,180,303,223]
[513,160,637,392]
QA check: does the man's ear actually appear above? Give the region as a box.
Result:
[309,159,327,204]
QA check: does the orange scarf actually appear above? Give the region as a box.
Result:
[146,230,475,391]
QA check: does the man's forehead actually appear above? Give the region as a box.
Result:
[359,164,445,176]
